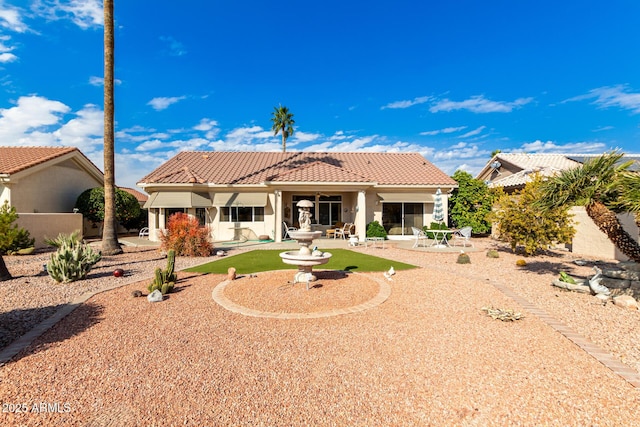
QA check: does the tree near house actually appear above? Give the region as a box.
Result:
[271,105,295,153]
[538,151,640,262]
[449,170,499,234]
[101,0,122,255]
[612,170,640,229]
[75,187,141,230]
[492,174,574,255]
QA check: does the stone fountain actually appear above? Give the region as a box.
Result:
[280,200,332,285]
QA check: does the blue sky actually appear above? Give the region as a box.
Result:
[1,0,640,190]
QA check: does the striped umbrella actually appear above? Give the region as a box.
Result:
[432,188,444,223]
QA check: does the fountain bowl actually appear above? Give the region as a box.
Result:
[279,251,332,267]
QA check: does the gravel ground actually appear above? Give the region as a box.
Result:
[1,238,639,426]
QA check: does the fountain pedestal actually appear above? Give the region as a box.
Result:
[280,200,332,286]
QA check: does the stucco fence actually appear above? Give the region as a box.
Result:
[15,213,84,249]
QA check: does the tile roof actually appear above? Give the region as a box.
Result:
[119,187,148,202]
[138,152,457,187]
[0,146,78,175]
[496,153,582,172]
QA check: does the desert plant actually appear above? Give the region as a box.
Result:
[486,249,500,258]
[491,175,575,256]
[449,170,500,233]
[516,259,527,267]
[45,231,82,248]
[457,252,471,264]
[47,234,102,283]
[0,201,35,255]
[366,221,387,239]
[558,271,577,284]
[148,249,177,294]
[159,212,213,256]
[75,187,141,229]
[482,306,524,321]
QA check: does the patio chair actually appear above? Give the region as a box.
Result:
[451,226,473,247]
[283,221,297,240]
[334,223,353,239]
[411,226,428,248]
[326,222,344,238]
[138,227,149,239]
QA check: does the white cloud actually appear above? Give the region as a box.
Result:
[89,76,121,86]
[0,3,28,32]
[0,95,70,141]
[0,51,16,62]
[460,126,486,138]
[565,85,640,114]
[147,96,186,111]
[292,130,321,143]
[519,140,607,153]
[381,96,431,110]
[32,0,103,29]
[420,126,467,136]
[430,95,533,113]
[433,142,489,161]
[193,118,218,131]
[159,35,187,56]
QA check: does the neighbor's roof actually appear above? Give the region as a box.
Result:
[138,152,457,187]
[119,187,148,203]
[0,146,79,175]
[496,153,582,172]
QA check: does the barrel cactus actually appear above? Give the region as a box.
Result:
[457,252,471,264]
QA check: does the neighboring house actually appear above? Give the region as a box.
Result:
[0,146,105,247]
[477,152,640,260]
[120,186,148,207]
[0,146,104,212]
[137,151,458,243]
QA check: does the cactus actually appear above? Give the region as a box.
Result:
[516,259,527,267]
[486,249,500,258]
[147,250,177,294]
[457,252,471,264]
[47,234,101,283]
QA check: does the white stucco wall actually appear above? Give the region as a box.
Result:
[569,206,639,261]
[9,160,102,213]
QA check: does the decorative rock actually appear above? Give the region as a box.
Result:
[113,268,124,277]
[603,269,640,281]
[227,267,237,280]
[258,234,270,241]
[216,250,225,257]
[613,295,639,310]
[131,290,143,298]
[619,261,640,272]
[594,293,611,304]
[601,278,631,289]
[147,289,163,302]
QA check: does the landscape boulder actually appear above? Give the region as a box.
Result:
[147,289,164,303]
[613,295,638,310]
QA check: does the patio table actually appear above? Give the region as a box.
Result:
[425,229,454,248]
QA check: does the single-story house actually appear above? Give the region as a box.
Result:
[476,152,640,260]
[137,151,458,243]
[0,146,105,247]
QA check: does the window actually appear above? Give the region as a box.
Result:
[318,196,342,225]
[196,208,207,226]
[221,206,264,222]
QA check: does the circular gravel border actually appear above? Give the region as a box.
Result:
[212,271,392,319]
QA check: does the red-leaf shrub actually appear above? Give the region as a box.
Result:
[160,213,213,256]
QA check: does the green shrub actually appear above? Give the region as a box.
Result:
[0,202,35,255]
[366,221,387,239]
[160,213,213,256]
[450,170,500,234]
[47,233,101,283]
[148,249,177,294]
[490,175,574,256]
[75,187,141,229]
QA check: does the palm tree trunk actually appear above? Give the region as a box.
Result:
[586,201,640,262]
[281,128,286,153]
[101,0,122,255]
[0,254,11,281]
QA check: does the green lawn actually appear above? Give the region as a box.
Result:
[184,249,417,274]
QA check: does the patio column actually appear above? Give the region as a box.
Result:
[355,190,366,242]
[274,190,283,242]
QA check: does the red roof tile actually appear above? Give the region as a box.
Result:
[119,187,148,202]
[138,152,456,187]
[0,146,78,175]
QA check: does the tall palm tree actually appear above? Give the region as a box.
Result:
[271,105,295,153]
[101,0,122,255]
[538,152,640,262]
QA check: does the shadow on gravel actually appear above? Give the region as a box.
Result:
[3,301,104,364]
[0,304,65,350]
